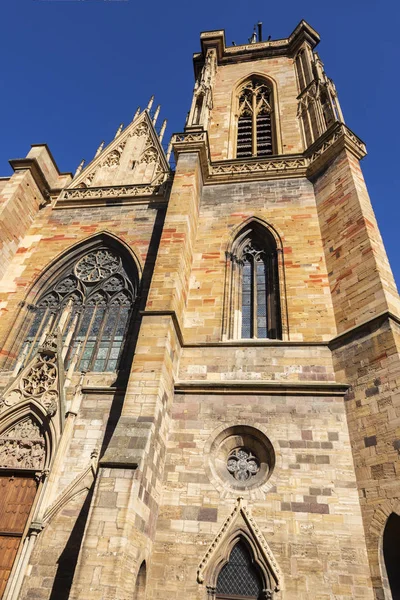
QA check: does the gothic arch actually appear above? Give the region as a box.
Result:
[26,231,142,307]
[222,218,288,341]
[0,406,55,599]
[369,500,400,600]
[228,73,283,159]
[134,561,147,600]
[198,498,281,599]
[2,232,141,374]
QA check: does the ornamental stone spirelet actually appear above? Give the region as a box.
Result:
[227,448,260,481]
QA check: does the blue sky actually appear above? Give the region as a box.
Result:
[1,0,399,285]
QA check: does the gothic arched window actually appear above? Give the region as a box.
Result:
[24,246,137,373]
[236,79,275,158]
[383,513,400,599]
[216,541,263,600]
[224,223,282,341]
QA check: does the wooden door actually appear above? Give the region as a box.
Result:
[0,474,37,598]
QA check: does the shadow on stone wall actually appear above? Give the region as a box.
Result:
[49,485,94,600]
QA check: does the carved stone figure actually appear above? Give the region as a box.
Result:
[0,418,46,469]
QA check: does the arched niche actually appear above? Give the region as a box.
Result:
[134,561,147,600]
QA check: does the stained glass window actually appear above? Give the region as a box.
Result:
[25,248,136,373]
[217,542,263,598]
[237,79,274,158]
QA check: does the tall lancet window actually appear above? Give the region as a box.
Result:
[224,222,283,341]
[23,244,137,373]
[237,78,274,158]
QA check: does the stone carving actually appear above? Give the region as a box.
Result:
[173,132,207,144]
[74,249,120,283]
[227,448,260,481]
[140,147,158,164]
[197,497,282,593]
[22,357,57,397]
[85,171,96,185]
[103,149,120,168]
[0,332,61,418]
[212,157,307,176]
[132,122,148,137]
[102,141,127,168]
[60,183,164,202]
[38,331,58,354]
[0,418,45,470]
[172,123,366,182]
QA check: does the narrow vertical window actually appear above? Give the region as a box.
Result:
[237,79,274,158]
[240,241,279,339]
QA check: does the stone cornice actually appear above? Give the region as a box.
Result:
[329,310,400,350]
[194,21,320,76]
[175,380,349,396]
[9,157,52,205]
[54,180,172,209]
[171,122,367,185]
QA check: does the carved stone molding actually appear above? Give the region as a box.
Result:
[171,122,366,184]
[0,332,62,418]
[57,182,168,205]
[197,497,282,595]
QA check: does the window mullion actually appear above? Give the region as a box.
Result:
[77,306,97,370]
[88,303,108,371]
[252,92,257,156]
[104,303,121,371]
[252,257,257,339]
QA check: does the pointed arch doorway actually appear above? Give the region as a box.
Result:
[0,415,48,598]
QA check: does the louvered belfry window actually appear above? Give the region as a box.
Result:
[216,542,263,599]
[237,79,274,158]
[25,247,136,373]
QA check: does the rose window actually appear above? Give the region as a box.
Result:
[227,448,260,481]
[75,250,120,283]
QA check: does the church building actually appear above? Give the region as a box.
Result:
[0,19,399,600]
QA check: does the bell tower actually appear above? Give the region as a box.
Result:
[0,19,399,600]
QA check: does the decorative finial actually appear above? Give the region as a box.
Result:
[159,119,167,143]
[74,159,85,177]
[95,141,105,158]
[114,123,124,138]
[152,105,161,126]
[166,140,172,163]
[133,106,141,121]
[147,95,154,110]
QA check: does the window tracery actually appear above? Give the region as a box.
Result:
[223,222,285,341]
[25,247,136,373]
[227,449,260,482]
[236,79,274,158]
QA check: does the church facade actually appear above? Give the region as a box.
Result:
[0,19,399,600]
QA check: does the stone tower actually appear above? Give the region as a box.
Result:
[0,19,399,600]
